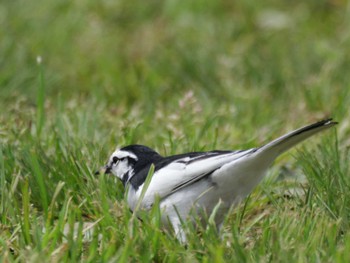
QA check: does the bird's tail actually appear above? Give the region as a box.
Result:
[255,118,337,161]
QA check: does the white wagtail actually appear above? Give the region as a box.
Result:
[96,119,337,242]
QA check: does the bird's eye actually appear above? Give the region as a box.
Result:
[112,157,119,164]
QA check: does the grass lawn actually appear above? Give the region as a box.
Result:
[1,0,350,261]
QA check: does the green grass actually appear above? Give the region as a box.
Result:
[1,0,350,261]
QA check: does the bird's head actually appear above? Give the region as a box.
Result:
[96,144,162,185]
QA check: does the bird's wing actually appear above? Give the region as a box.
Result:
[135,149,254,208]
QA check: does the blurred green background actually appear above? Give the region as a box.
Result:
[2,0,349,135]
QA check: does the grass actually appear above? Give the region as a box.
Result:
[1,0,350,261]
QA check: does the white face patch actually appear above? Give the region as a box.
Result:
[108,149,138,182]
[112,149,138,160]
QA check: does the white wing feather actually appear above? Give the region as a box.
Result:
[133,150,252,209]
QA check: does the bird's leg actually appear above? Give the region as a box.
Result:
[170,217,187,244]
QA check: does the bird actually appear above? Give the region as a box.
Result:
[96,118,337,243]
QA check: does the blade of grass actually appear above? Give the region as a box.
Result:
[0,147,5,221]
[36,56,45,137]
[28,152,49,217]
[127,164,155,237]
[21,178,31,245]
[46,180,66,233]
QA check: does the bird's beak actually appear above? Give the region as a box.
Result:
[94,165,111,175]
